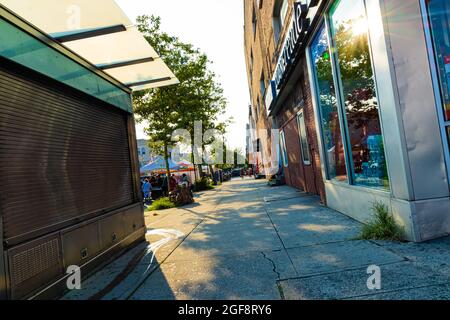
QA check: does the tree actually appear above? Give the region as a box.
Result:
[133,15,228,189]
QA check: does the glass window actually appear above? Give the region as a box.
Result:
[426,0,450,147]
[280,130,289,167]
[447,127,450,148]
[330,0,389,190]
[273,0,288,43]
[280,0,289,27]
[297,111,312,165]
[252,7,257,39]
[260,73,266,97]
[250,50,254,74]
[310,24,348,181]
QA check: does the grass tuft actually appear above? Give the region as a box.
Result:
[193,177,215,192]
[147,197,176,211]
[358,201,404,241]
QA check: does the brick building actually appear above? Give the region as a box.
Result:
[244,0,326,201]
[244,0,450,242]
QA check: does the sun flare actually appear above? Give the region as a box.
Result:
[351,17,369,36]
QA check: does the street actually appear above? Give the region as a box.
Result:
[63,179,450,300]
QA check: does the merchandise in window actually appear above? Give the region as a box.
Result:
[426,0,450,149]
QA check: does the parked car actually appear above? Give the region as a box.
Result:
[232,169,242,177]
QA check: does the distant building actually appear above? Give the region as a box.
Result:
[137,139,154,167]
[247,105,264,177]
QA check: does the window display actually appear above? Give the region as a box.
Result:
[426,0,450,149]
[280,130,289,167]
[330,0,389,189]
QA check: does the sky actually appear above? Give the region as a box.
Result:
[116,0,250,151]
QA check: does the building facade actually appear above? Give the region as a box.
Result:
[244,0,450,242]
[244,0,276,178]
[137,139,155,168]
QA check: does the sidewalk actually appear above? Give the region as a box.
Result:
[63,179,450,300]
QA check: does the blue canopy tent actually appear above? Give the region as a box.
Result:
[140,156,180,173]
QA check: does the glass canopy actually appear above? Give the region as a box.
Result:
[0,0,179,91]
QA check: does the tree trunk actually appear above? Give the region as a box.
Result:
[191,147,198,181]
[209,165,217,185]
[164,142,172,193]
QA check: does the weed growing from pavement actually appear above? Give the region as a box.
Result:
[147,197,176,211]
[359,202,404,241]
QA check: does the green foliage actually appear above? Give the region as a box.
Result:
[193,177,215,192]
[359,202,404,241]
[212,144,247,170]
[133,15,229,171]
[147,197,176,211]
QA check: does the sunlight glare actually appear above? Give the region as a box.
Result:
[351,17,369,36]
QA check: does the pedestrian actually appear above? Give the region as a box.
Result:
[161,174,168,196]
[182,173,190,186]
[142,178,152,204]
[169,174,178,191]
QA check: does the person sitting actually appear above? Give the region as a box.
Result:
[182,173,191,186]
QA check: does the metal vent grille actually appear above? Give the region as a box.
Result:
[10,239,60,286]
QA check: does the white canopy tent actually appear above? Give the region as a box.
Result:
[0,0,179,91]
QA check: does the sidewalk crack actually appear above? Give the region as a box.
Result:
[261,252,286,300]
[261,252,281,280]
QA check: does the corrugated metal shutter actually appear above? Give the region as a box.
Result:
[0,65,135,245]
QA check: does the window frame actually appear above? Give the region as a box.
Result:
[307,21,350,182]
[420,0,450,183]
[297,109,312,166]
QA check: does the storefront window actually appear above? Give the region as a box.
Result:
[447,127,450,148]
[426,0,450,147]
[280,130,288,167]
[310,24,347,181]
[330,0,389,189]
[297,111,311,165]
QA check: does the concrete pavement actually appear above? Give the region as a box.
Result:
[63,179,450,300]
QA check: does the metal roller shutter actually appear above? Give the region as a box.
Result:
[0,65,135,245]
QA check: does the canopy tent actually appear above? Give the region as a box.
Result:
[177,160,195,168]
[141,157,181,173]
[0,0,179,91]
